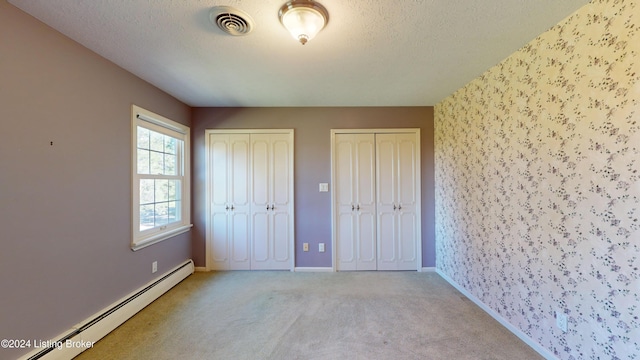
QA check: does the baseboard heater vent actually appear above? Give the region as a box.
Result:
[21,259,194,360]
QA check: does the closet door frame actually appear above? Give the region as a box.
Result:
[330,128,422,272]
[205,129,295,271]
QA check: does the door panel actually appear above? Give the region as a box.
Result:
[337,212,356,270]
[210,212,229,268]
[355,135,376,270]
[335,135,357,270]
[375,137,396,206]
[376,134,398,270]
[251,211,270,265]
[396,134,418,270]
[251,137,269,208]
[357,210,377,270]
[356,137,376,208]
[229,135,251,269]
[335,137,355,207]
[271,135,291,207]
[210,135,230,270]
[250,135,271,270]
[377,211,396,267]
[230,212,250,270]
[399,211,417,268]
[231,137,250,207]
[211,138,229,209]
[273,212,290,263]
[398,135,417,208]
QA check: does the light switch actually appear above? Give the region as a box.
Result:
[319,183,329,192]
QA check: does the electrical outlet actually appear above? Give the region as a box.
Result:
[303,243,309,252]
[319,243,325,252]
[556,310,567,333]
[152,261,158,274]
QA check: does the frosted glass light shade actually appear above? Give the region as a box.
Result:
[279,1,328,45]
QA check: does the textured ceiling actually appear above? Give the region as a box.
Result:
[9,0,591,107]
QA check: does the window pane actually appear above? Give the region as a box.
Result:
[140,204,154,231]
[168,201,179,223]
[168,180,177,201]
[165,153,177,175]
[140,179,155,205]
[175,180,181,200]
[150,131,164,152]
[155,202,168,226]
[150,151,164,174]
[165,136,177,154]
[137,127,150,149]
[155,179,169,202]
[137,149,150,174]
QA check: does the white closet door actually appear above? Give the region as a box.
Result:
[376,134,398,270]
[251,133,292,270]
[335,133,376,271]
[209,134,251,270]
[228,136,252,270]
[270,134,293,266]
[396,134,418,270]
[376,133,418,270]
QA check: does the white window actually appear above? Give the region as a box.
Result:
[131,105,191,251]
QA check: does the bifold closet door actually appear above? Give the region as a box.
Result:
[209,134,251,270]
[335,133,377,271]
[376,133,418,270]
[250,133,293,270]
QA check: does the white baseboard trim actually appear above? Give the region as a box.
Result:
[20,260,194,360]
[294,267,334,272]
[194,266,208,272]
[435,269,557,360]
[421,267,436,272]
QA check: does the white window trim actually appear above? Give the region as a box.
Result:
[131,105,192,251]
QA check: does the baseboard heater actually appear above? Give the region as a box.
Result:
[20,259,194,360]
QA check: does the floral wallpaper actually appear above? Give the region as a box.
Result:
[434,0,639,359]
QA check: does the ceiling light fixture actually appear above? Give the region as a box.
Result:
[278,0,329,45]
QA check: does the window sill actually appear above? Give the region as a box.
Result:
[131,224,193,251]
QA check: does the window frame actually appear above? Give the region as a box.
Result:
[131,105,192,251]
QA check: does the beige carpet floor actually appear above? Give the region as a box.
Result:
[74,271,542,360]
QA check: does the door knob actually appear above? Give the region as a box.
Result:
[270,205,275,210]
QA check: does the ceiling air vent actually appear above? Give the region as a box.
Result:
[209,6,254,36]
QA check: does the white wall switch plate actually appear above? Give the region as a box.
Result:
[303,243,309,252]
[319,183,329,192]
[319,243,325,252]
[152,261,158,273]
